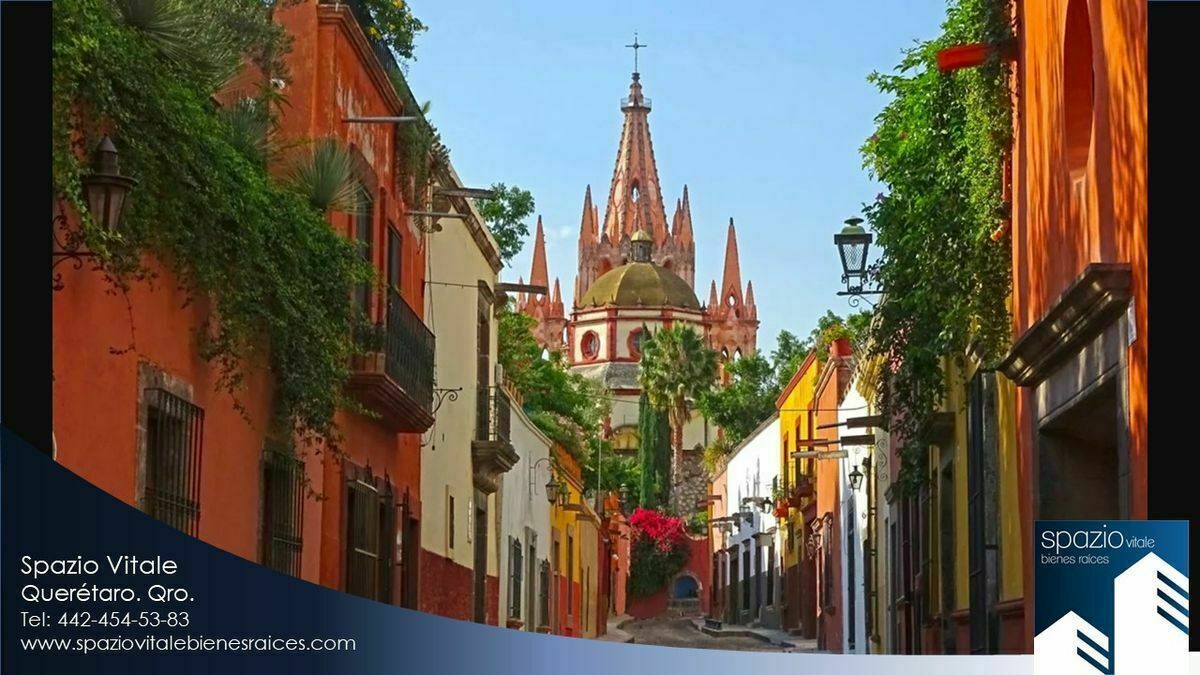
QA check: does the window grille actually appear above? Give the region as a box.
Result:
[144,388,204,537]
[262,444,304,577]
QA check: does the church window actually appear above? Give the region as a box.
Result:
[631,182,640,202]
[628,328,646,358]
[581,331,600,361]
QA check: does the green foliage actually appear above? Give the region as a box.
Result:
[474,183,536,266]
[701,436,733,473]
[698,311,871,458]
[638,325,718,461]
[686,511,709,536]
[770,329,811,392]
[581,448,640,498]
[498,306,608,459]
[697,351,776,447]
[636,392,671,509]
[386,70,448,207]
[53,0,373,444]
[356,0,427,62]
[860,0,1013,494]
[285,138,365,213]
[220,97,272,166]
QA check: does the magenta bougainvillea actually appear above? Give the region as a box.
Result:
[627,508,691,598]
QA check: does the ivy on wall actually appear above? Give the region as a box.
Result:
[859,0,1013,494]
[51,0,434,447]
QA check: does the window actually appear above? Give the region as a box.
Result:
[742,546,751,611]
[345,465,394,602]
[448,494,455,551]
[628,328,645,358]
[821,517,834,610]
[567,532,575,617]
[754,541,763,610]
[262,444,304,577]
[144,388,204,537]
[767,543,775,606]
[580,331,600,360]
[967,372,1002,653]
[509,537,523,619]
[387,225,402,294]
[539,560,551,630]
[354,186,374,314]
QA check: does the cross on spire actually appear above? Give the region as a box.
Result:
[626,33,647,74]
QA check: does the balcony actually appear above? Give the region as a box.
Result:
[787,476,814,508]
[471,385,517,494]
[347,290,435,432]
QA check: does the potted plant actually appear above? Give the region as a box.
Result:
[351,316,386,372]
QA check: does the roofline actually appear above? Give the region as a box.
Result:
[725,412,781,463]
[775,349,819,408]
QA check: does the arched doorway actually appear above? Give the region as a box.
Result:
[672,573,700,599]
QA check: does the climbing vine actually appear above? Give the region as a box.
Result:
[860,0,1013,494]
[51,0,406,446]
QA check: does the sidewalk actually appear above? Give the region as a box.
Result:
[690,618,818,652]
[599,614,635,643]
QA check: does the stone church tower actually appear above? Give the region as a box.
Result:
[522,69,757,360]
[518,65,760,512]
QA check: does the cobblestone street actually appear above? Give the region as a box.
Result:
[622,617,790,652]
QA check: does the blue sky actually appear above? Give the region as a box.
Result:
[405,1,948,355]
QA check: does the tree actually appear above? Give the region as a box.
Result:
[636,392,671,509]
[638,326,717,497]
[697,351,776,447]
[497,304,607,459]
[475,183,535,266]
[771,329,810,393]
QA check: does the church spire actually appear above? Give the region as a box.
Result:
[720,218,743,304]
[579,185,597,247]
[602,69,669,245]
[529,216,549,291]
[676,185,694,246]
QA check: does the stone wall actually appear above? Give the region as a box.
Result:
[671,448,709,516]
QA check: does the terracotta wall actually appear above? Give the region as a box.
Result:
[1011,0,1147,650]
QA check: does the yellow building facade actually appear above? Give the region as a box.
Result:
[775,350,819,637]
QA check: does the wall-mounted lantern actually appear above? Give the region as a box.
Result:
[54,136,138,291]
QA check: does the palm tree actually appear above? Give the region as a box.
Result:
[638,325,717,505]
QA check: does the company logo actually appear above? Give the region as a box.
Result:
[1034,521,1189,675]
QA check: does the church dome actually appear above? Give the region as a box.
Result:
[578,262,701,310]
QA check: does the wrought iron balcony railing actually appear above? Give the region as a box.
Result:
[474,384,512,446]
[471,384,517,494]
[348,290,435,432]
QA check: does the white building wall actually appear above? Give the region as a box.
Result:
[839,382,869,654]
[724,416,781,624]
[497,404,554,630]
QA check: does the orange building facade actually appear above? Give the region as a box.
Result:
[1000,0,1147,650]
[53,1,432,610]
[810,339,854,652]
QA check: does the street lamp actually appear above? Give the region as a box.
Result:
[849,465,864,491]
[557,481,571,507]
[54,136,138,291]
[834,216,881,301]
[619,483,630,511]
[545,478,561,505]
